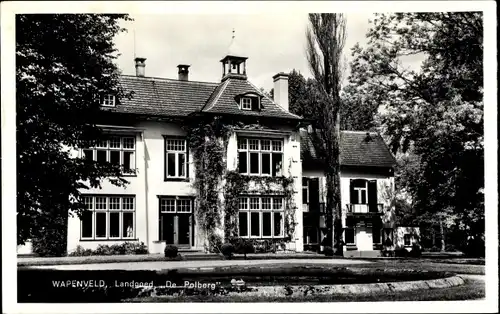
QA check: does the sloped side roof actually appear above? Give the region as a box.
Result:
[300,130,396,167]
[108,75,218,117]
[203,78,301,120]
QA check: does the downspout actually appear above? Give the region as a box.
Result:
[142,131,150,250]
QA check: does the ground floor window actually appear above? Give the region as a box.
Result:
[80,195,135,240]
[345,227,355,245]
[404,234,412,246]
[383,228,394,246]
[238,196,284,238]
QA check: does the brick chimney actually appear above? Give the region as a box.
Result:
[134,57,146,77]
[273,72,289,111]
[178,64,190,81]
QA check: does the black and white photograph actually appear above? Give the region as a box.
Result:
[1,1,497,313]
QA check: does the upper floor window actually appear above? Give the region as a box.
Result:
[82,135,135,173]
[237,137,283,177]
[101,94,116,107]
[351,179,368,204]
[241,97,252,110]
[165,137,187,180]
[80,195,136,240]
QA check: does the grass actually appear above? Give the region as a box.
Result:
[127,278,485,302]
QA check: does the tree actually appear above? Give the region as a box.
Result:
[16,14,132,254]
[306,13,347,255]
[348,13,484,254]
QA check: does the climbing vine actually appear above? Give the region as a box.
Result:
[186,116,298,250]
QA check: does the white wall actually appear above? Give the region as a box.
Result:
[67,123,304,254]
[227,128,303,251]
[67,131,146,253]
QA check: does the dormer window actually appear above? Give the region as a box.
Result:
[241,97,252,110]
[101,94,116,107]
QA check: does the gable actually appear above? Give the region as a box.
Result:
[202,78,301,120]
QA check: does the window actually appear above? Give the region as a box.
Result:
[101,94,116,107]
[80,195,135,240]
[302,178,309,204]
[82,135,136,173]
[165,137,187,179]
[237,137,283,176]
[241,97,252,110]
[345,227,355,245]
[159,197,192,213]
[404,234,412,246]
[238,196,284,238]
[352,179,368,204]
[383,228,394,246]
[372,227,381,244]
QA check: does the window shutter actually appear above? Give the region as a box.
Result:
[350,179,358,204]
[368,180,377,212]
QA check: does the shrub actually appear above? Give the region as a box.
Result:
[207,233,223,253]
[395,247,409,257]
[131,242,148,254]
[445,244,457,252]
[94,245,113,256]
[220,243,235,259]
[323,246,334,256]
[31,216,67,257]
[233,238,255,258]
[430,246,441,252]
[109,244,127,255]
[164,245,178,258]
[409,243,422,257]
[68,245,93,257]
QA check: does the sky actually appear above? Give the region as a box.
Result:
[113,13,378,91]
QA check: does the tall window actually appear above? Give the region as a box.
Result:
[101,94,116,107]
[345,227,355,245]
[82,135,135,173]
[237,137,283,176]
[352,179,368,204]
[80,195,135,240]
[238,196,284,238]
[302,178,309,204]
[165,137,187,179]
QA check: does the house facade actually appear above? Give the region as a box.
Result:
[19,40,399,257]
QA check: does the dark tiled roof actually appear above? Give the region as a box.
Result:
[110,75,218,117]
[109,75,301,120]
[203,78,301,120]
[300,130,396,168]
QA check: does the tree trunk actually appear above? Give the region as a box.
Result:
[440,220,445,251]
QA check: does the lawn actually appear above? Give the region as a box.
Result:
[128,277,484,302]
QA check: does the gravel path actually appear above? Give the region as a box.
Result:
[32,258,370,270]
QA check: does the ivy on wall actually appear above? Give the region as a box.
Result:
[185,116,298,250]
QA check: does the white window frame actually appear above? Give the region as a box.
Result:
[82,135,136,173]
[165,138,187,179]
[302,178,309,204]
[353,180,368,204]
[80,195,136,240]
[237,137,284,177]
[159,197,193,213]
[101,94,116,107]
[241,97,252,110]
[238,196,285,239]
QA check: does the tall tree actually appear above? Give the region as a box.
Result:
[348,12,484,254]
[16,14,132,254]
[306,13,347,255]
